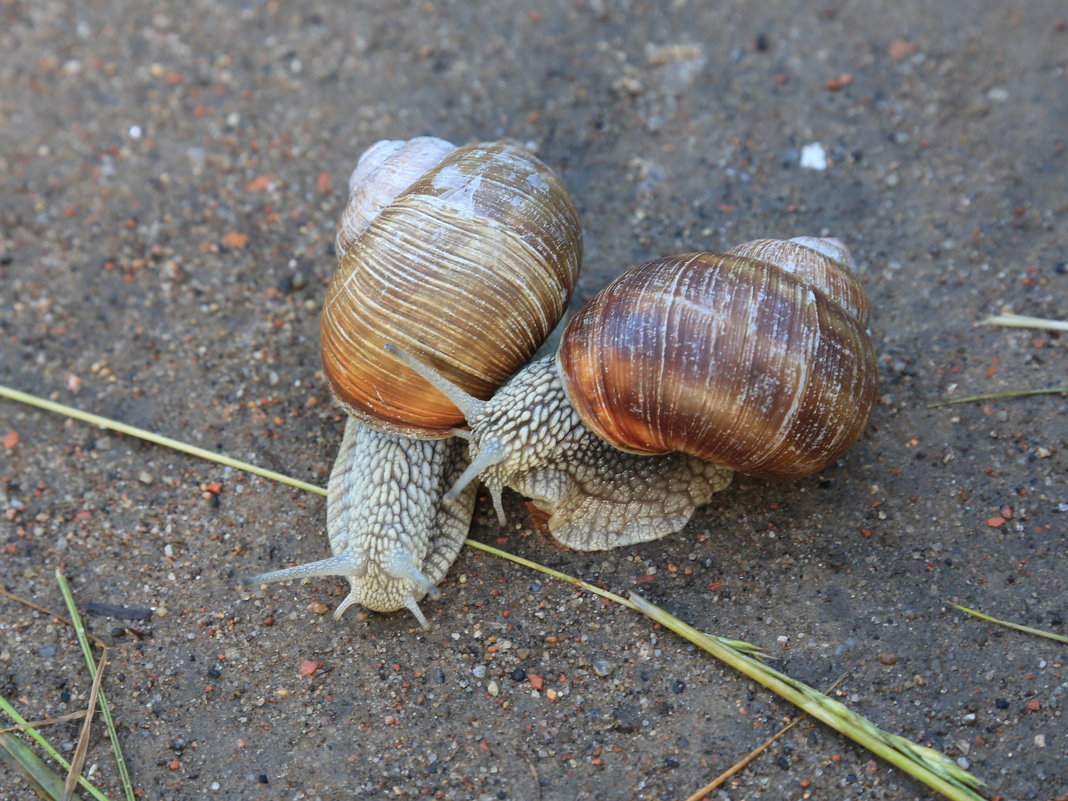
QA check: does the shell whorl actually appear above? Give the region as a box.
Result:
[321,140,583,438]
[555,238,877,481]
[335,137,458,260]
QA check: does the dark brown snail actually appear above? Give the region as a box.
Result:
[394,237,878,550]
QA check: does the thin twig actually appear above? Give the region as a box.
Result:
[683,677,845,801]
[0,710,87,734]
[629,593,985,801]
[0,587,108,650]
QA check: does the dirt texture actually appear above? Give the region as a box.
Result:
[1,2,1065,800]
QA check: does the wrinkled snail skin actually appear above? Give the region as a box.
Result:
[249,137,581,626]
[397,237,876,549]
[459,358,733,550]
[248,419,476,627]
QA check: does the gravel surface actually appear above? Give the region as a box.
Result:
[2,2,1065,800]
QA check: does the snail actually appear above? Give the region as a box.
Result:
[390,236,878,550]
[248,137,583,626]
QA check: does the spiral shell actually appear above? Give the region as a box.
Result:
[555,237,877,481]
[321,140,583,438]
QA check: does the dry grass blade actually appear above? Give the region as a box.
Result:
[0,731,68,800]
[682,677,844,801]
[64,649,108,801]
[0,383,326,497]
[0,711,87,734]
[929,387,1068,407]
[683,712,808,801]
[0,694,114,801]
[3,384,988,800]
[0,587,109,650]
[982,313,1068,331]
[56,572,136,801]
[952,603,1068,644]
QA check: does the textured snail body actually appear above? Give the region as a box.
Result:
[249,137,583,625]
[249,419,476,627]
[397,237,876,550]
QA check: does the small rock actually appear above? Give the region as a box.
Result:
[487,680,500,697]
[799,142,827,170]
[878,652,898,665]
[138,471,155,485]
[592,659,614,677]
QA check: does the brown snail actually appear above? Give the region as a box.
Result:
[248,137,583,626]
[393,237,878,550]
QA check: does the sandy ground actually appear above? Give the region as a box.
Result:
[1,2,1065,800]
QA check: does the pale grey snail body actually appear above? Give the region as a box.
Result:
[395,237,878,550]
[248,137,583,626]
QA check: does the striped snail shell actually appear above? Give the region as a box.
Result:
[393,237,876,550]
[321,139,583,437]
[248,138,583,625]
[557,237,876,480]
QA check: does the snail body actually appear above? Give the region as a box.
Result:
[249,137,582,625]
[395,237,877,549]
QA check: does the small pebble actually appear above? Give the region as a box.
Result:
[487,680,499,697]
[878,652,898,665]
[138,471,155,485]
[799,142,827,170]
[592,659,614,677]
[471,665,486,678]
[510,667,527,682]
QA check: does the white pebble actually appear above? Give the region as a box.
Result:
[800,142,827,170]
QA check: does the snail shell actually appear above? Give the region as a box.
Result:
[392,236,876,550]
[321,140,583,437]
[249,138,583,624]
[556,237,877,480]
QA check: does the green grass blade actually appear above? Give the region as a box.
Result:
[2,383,989,799]
[0,731,68,800]
[952,603,1068,644]
[629,593,986,801]
[462,538,768,659]
[0,383,326,497]
[0,694,113,801]
[54,573,135,801]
